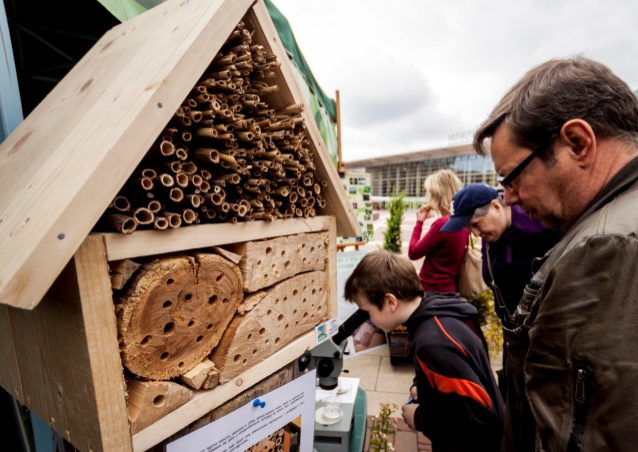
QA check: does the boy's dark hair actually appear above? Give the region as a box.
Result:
[344,250,424,310]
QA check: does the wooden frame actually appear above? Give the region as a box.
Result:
[0,216,336,451]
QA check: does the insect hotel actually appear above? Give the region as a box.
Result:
[0,0,359,450]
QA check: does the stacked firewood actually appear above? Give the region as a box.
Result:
[102,20,328,233]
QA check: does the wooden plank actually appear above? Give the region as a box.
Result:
[132,329,317,451]
[0,305,22,401]
[103,216,331,261]
[75,235,133,452]
[8,236,131,451]
[327,216,338,319]
[0,0,255,310]
[247,2,360,238]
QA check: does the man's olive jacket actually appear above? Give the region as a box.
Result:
[504,156,638,451]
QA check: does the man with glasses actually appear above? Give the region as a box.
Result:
[473,56,638,452]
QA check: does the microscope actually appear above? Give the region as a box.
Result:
[298,309,370,390]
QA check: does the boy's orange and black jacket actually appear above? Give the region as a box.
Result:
[405,292,504,451]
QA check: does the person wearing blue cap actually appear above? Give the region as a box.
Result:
[441,183,561,326]
[441,183,562,398]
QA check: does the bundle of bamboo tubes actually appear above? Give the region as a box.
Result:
[102,20,328,233]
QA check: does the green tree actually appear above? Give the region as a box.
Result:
[383,189,407,253]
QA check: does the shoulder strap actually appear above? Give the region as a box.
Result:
[486,243,512,321]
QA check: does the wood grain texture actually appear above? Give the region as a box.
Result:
[0,0,254,310]
[225,231,328,292]
[127,379,194,435]
[210,270,327,383]
[0,305,22,401]
[103,216,331,262]
[117,253,243,380]
[8,236,131,452]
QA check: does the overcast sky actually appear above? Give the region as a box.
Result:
[270,0,638,163]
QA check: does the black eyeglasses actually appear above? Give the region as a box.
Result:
[498,146,545,191]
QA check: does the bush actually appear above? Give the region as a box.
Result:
[383,190,407,253]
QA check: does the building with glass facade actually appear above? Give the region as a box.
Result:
[344,142,497,199]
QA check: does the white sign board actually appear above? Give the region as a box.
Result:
[167,370,317,452]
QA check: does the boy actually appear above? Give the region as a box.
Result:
[344,250,504,451]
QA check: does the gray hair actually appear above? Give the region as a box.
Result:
[472,197,506,218]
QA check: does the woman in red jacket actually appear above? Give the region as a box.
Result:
[408,169,469,293]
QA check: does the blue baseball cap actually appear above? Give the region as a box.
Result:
[440,184,499,232]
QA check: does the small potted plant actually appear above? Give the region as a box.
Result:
[369,402,399,452]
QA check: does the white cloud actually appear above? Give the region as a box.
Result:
[270,0,638,162]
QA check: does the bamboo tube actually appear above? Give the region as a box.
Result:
[111,196,131,212]
[217,153,237,166]
[200,169,212,180]
[154,139,176,157]
[106,213,137,234]
[181,161,198,175]
[195,127,219,139]
[169,187,184,203]
[289,192,298,204]
[272,186,290,197]
[133,207,154,225]
[199,180,211,193]
[147,200,162,213]
[182,208,198,224]
[174,172,188,188]
[163,161,182,173]
[160,212,182,228]
[262,150,281,160]
[213,173,241,185]
[282,103,304,114]
[235,131,254,141]
[188,110,204,122]
[204,209,217,220]
[252,212,273,221]
[193,148,220,164]
[189,174,203,188]
[205,193,224,206]
[163,127,179,137]
[213,53,236,65]
[139,168,157,179]
[186,194,204,209]
[153,217,169,231]
[158,173,175,187]
[175,146,188,161]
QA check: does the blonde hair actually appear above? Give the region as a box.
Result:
[424,169,463,216]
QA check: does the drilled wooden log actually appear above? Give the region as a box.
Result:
[116,252,243,380]
[223,232,328,292]
[126,379,193,435]
[209,270,328,383]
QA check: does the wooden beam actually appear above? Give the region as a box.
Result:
[102,216,331,261]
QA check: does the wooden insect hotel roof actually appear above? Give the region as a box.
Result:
[0,0,359,311]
